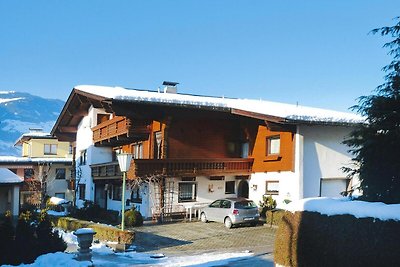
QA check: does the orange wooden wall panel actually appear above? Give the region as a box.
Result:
[251,125,295,172]
[168,119,235,159]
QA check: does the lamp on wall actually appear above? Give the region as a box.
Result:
[117,152,133,231]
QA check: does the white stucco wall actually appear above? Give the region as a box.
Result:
[75,106,112,207]
[299,125,354,198]
[249,171,299,208]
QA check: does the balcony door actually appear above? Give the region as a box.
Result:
[95,184,107,209]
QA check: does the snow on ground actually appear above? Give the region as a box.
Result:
[10,229,253,267]
[287,197,400,221]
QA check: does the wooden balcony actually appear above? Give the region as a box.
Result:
[91,158,254,180]
[91,161,122,180]
[92,116,151,146]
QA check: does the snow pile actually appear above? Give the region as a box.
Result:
[75,85,364,124]
[74,228,96,235]
[49,197,69,205]
[287,197,400,221]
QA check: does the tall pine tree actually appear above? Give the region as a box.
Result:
[344,17,400,203]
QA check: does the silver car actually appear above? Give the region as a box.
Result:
[200,198,260,228]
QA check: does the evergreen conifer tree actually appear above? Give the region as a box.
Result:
[344,17,400,203]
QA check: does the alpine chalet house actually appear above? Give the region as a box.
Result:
[0,129,73,207]
[51,83,363,220]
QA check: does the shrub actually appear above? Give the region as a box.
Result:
[0,212,15,265]
[274,211,400,267]
[124,207,143,227]
[266,209,285,226]
[71,201,119,225]
[0,210,66,266]
[36,210,67,255]
[259,195,277,217]
[52,216,135,244]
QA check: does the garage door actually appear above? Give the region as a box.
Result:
[320,178,348,197]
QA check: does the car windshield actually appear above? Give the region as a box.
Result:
[234,200,257,209]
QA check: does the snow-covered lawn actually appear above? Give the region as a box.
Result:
[5,229,253,267]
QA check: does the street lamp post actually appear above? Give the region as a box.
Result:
[117,152,133,231]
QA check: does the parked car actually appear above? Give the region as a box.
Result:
[199,198,260,228]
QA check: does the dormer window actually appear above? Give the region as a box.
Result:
[44,144,57,155]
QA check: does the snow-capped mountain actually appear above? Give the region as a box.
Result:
[0,91,64,156]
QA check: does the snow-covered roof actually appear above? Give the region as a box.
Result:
[287,197,400,222]
[75,85,364,125]
[0,156,72,164]
[14,130,54,146]
[0,168,23,184]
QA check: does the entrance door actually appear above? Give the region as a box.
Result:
[95,184,107,209]
[237,180,249,198]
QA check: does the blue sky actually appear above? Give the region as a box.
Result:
[0,1,399,112]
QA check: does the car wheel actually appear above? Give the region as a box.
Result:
[250,222,258,227]
[224,217,233,229]
[200,212,208,223]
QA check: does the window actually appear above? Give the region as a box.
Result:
[55,193,65,199]
[209,200,221,208]
[225,181,235,194]
[133,143,143,159]
[154,132,162,159]
[266,181,279,195]
[130,186,142,203]
[221,200,231,208]
[44,144,57,155]
[55,168,66,179]
[178,182,197,202]
[112,184,122,201]
[267,136,280,155]
[24,168,34,180]
[80,150,87,165]
[78,184,86,200]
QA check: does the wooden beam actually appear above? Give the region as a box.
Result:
[58,126,77,133]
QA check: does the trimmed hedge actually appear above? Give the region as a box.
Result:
[52,217,135,244]
[274,211,400,267]
[266,209,285,226]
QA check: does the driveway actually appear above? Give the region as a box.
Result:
[129,221,276,266]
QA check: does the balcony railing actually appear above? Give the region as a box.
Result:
[91,158,254,180]
[91,162,122,180]
[92,116,151,146]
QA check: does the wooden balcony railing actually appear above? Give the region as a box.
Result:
[91,158,254,180]
[91,161,122,180]
[92,116,151,146]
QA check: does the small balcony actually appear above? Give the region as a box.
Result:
[92,116,151,146]
[91,158,254,180]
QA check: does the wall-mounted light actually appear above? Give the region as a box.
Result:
[252,184,258,191]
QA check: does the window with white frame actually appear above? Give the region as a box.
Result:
[267,135,280,156]
[178,182,197,202]
[44,144,57,155]
[266,181,279,195]
[80,150,87,165]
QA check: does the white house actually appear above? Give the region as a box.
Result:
[51,84,363,219]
